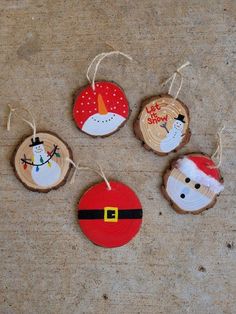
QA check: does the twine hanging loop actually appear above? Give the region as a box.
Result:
[7,104,37,140]
[86,51,132,90]
[162,61,191,99]
[210,125,225,169]
[66,158,111,190]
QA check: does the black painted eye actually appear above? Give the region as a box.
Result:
[185,177,190,183]
[180,194,185,199]
[195,183,201,189]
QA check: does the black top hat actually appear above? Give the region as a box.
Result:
[174,114,185,123]
[29,137,44,147]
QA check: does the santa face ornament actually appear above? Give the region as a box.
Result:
[78,181,142,248]
[134,95,191,155]
[73,81,129,137]
[162,153,224,214]
[12,132,72,192]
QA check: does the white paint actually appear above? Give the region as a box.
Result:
[160,120,184,153]
[31,144,61,187]
[82,113,125,136]
[166,175,212,212]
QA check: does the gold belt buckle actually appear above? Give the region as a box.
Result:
[104,207,118,222]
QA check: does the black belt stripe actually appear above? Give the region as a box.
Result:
[78,209,142,220]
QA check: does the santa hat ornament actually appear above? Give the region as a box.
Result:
[7,105,72,192]
[73,51,132,137]
[67,159,143,248]
[134,62,191,155]
[162,128,224,214]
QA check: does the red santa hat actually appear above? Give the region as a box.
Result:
[177,154,224,194]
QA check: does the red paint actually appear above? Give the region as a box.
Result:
[73,81,129,129]
[78,181,142,248]
[145,102,161,114]
[147,114,168,124]
[188,155,221,180]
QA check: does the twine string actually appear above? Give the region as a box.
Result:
[162,61,191,99]
[66,158,111,190]
[86,51,132,90]
[210,125,225,169]
[7,104,36,140]
[86,53,106,85]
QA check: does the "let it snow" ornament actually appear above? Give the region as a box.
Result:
[8,106,72,192]
[134,62,191,155]
[73,51,132,137]
[162,128,224,214]
[67,160,143,248]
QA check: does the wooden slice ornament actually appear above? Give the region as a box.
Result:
[134,62,191,155]
[7,106,72,192]
[73,51,132,137]
[78,181,143,248]
[162,129,225,214]
[67,160,143,248]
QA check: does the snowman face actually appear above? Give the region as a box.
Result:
[82,112,125,136]
[33,144,45,155]
[166,168,216,212]
[173,120,184,131]
[73,82,129,137]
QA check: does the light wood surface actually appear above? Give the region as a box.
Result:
[0,1,235,313]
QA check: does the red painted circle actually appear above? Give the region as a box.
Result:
[78,181,142,248]
[73,81,129,136]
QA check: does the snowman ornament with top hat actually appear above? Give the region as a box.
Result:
[7,104,72,192]
[134,62,191,156]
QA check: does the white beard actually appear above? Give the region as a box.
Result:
[82,113,125,136]
[166,176,212,212]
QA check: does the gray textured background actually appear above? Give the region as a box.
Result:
[0,1,235,313]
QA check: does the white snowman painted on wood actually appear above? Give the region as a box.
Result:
[160,114,185,153]
[28,137,61,187]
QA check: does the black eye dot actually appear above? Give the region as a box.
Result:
[195,184,201,189]
[185,177,190,183]
[180,194,185,199]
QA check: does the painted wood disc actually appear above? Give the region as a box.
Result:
[78,181,143,248]
[134,94,191,155]
[12,131,72,192]
[73,81,129,137]
[162,153,224,214]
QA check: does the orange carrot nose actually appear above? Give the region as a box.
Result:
[97,94,108,115]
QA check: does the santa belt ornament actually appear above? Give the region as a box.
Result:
[78,207,142,222]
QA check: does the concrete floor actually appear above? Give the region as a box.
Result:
[0,1,235,313]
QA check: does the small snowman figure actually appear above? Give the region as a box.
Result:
[29,137,61,187]
[160,114,185,153]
